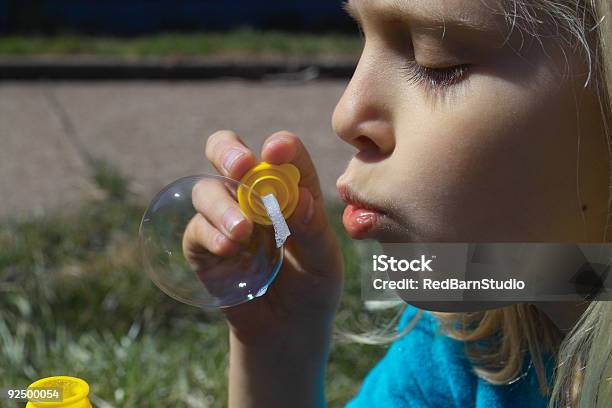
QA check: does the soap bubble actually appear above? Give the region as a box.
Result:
[139,175,283,308]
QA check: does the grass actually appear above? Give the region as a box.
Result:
[0,29,362,58]
[0,161,396,407]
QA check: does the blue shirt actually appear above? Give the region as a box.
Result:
[346,306,552,408]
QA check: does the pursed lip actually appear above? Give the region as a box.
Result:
[337,184,387,216]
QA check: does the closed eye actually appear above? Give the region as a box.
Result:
[401,62,471,90]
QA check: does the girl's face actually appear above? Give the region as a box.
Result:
[334,0,609,243]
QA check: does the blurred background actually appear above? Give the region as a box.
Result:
[0,0,354,34]
[0,1,397,407]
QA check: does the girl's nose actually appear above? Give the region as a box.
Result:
[332,52,395,158]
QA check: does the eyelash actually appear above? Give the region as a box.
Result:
[401,62,471,90]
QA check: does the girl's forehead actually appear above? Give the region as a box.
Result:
[345,0,506,33]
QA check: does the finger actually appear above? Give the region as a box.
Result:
[182,213,239,259]
[261,131,324,203]
[192,177,253,242]
[261,131,338,275]
[284,186,338,274]
[205,130,257,180]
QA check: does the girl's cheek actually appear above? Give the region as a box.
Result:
[388,68,585,241]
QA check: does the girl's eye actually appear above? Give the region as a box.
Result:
[401,62,471,89]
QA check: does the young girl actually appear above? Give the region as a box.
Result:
[183,0,612,406]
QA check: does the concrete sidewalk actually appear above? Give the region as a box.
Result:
[0,79,353,219]
[0,55,357,80]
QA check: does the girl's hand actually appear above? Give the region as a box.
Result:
[182,130,343,343]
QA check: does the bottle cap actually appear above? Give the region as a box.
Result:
[26,376,91,408]
[238,162,300,225]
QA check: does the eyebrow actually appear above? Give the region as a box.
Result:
[343,0,505,38]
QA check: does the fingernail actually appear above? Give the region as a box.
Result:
[222,149,245,173]
[214,232,227,248]
[263,135,287,150]
[303,193,315,224]
[223,207,245,234]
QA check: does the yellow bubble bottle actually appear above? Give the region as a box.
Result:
[26,376,92,408]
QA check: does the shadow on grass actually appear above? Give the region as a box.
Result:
[0,161,397,407]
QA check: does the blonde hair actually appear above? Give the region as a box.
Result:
[341,1,612,407]
[434,305,561,394]
[548,2,612,406]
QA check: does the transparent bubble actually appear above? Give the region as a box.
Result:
[139,175,283,308]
